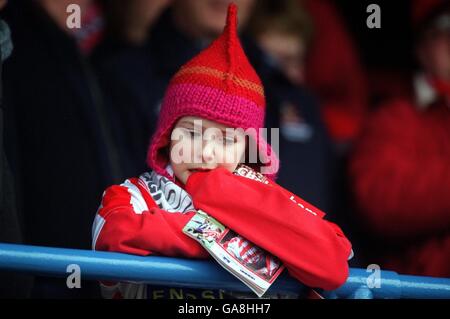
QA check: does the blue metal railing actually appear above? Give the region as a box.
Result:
[0,243,449,299]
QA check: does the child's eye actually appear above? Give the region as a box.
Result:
[222,136,235,146]
[187,130,202,139]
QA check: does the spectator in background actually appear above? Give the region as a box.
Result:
[244,0,336,213]
[2,0,126,298]
[296,0,371,261]
[3,0,121,251]
[350,0,450,277]
[91,0,171,177]
[303,0,369,152]
[148,0,257,83]
[101,0,171,46]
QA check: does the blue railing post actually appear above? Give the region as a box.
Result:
[0,243,449,298]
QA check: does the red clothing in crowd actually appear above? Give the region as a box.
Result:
[93,168,352,291]
[304,0,368,143]
[350,78,450,277]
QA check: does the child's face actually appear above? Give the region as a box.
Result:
[257,31,306,86]
[417,28,450,81]
[173,0,256,39]
[169,116,247,184]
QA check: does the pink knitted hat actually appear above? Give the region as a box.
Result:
[147,3,279,180]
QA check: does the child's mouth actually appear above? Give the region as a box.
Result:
[189,168,212,173]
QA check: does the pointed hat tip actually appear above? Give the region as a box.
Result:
[226,2,238,31]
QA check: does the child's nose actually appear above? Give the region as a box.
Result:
[202,139,216,163]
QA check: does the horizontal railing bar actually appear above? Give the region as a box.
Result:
[1,243,449,299]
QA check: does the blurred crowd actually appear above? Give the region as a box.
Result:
[0,0,449,298]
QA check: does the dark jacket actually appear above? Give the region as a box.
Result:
[0,16,34,298]
[2,1,122,250]
[91,40,161,177]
